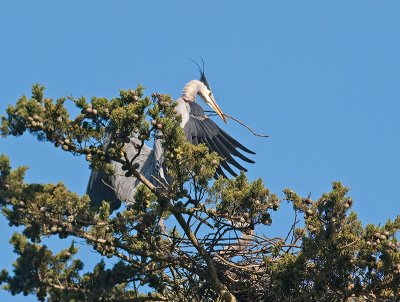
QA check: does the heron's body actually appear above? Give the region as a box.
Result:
[86,135,158,209]
[87,77,255,210]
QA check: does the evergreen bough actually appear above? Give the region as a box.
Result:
[1,85,399,301]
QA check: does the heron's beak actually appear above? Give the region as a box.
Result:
[203,93,227,123]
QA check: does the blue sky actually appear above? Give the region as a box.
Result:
[1,1,400,300]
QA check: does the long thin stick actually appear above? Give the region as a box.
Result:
[205,111,269,138]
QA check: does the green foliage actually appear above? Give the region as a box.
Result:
[210,172,278,228]
[1,85,400,301]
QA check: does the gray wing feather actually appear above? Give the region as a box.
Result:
[193,122,239,172]
[183,102,255,177]
[111,137,154,208]
[86,135,155,210]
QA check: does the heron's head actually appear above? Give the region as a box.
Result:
[193,59,227,123]
[197,77,227,123]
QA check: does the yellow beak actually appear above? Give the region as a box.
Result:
[203,92,227,123]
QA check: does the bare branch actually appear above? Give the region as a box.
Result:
[205,111,269,138]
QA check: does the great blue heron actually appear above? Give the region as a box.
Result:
[87,68,255,210]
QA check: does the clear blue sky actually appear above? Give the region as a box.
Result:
[1,1,400,301]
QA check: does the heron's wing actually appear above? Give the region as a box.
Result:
[183,102,255,178]
[86,136,154,210]
[112,137,155,208]
[86,169,122,210]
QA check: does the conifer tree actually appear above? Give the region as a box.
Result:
[1,85,399,301]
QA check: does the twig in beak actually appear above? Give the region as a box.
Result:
[205,111,269,138]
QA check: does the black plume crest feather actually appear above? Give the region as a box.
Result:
[190,57,211,90]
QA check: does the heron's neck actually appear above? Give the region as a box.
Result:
[181,80,204,101]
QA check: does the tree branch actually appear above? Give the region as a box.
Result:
[171,209,238,302]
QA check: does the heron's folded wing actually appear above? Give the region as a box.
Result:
[112,137,154,207]
[86,136,153,210]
